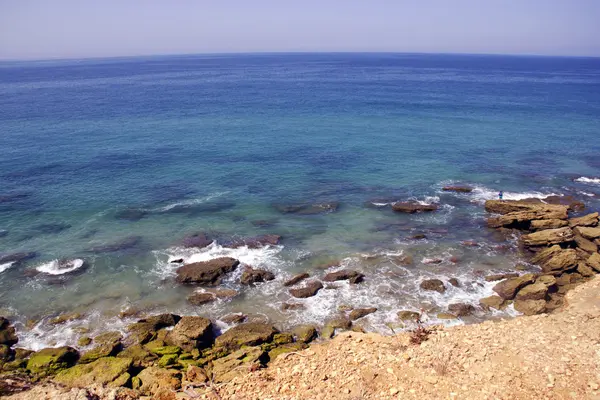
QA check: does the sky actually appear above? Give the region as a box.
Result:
[1,0,599,60]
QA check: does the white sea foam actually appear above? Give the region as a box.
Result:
[370,202,390,207]
[0,261,15,273]
[36,259,85,275]
[150,191,230,212]
[467,185,557,203]
[574,177,600,185]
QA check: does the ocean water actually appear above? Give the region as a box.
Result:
[1,53,599,349]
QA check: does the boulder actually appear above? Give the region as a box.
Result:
[529,219,568,231]
[124,314,181,346]
[485,273,519,282]
[448,278,460,287]
[420,279,446,294]
[349,308,377,321]
[220,313,247,325]
[323,270,365,283]
[392,202,438,213]
[181,233,213,249]
[574,233,598,253]
[167,316,213,352]
[479,295,507,311]
[577,262,596,278]
[79,332,122,364]
[521,227,574,247]
[283,273,310,287]
[291,325,318,344]
[116,344,157,368]
[210,346,266,383]
[268,342,307,361]
[588,253,600,272]
[240,267,275,285]
[135,367,182,396]
[514,299,546,316]
[442,186,473,193]
[397,311,420,321]
[176,257,239,285]
[187,292,217,305]
[484,200,568,216]
[447,303,476,317]
[515,283,548,301]
[185,365,208,384]
[530,246,578,273]
[53,357,132,388]
[568,212,599,228]
[26,346,79,375]
[0,318,18,346]
[492,274,535,300]
[214,323,277,351]
[321,318,352,339]
[574,226,600,240]
[224,234,281,249]
[289,281,323,298]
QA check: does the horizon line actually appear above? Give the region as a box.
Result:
[1,50,600,64]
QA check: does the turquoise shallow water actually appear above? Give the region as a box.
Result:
[0,53,599,349]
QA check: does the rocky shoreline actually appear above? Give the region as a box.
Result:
[1,196,600,399]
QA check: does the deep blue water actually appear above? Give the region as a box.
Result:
[1,53,599,349]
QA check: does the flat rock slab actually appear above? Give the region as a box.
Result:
[521,227,574,247]
[289,281,324,298]
[176,257,239,285]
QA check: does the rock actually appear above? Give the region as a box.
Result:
[291,325,318,344]
[321,318,352,339]
[437,313,458,320]
[521,227,574,247]
[268,342,307,361]
[274,202,339,215]
[77,337,92,347]
[412,233,427,240]
[447,303,476,317]
[283,273,310,287]
[214,323,278,351]
[211,346,266,383]
[323,270,365,283]
[187,292,217,305]
[515,283,548,301]
[54,357,132,388]
[514,299,546,316]
[492,274,535,300]
[577,262,596,277]
[530,246,578,273]
[484,200,568,216]
[185,365,208,384]
[289,281,323,298]
[224,234,281,249]
[442,186,473,193]
[420,279,446,294]
[157,354,178,368]
[397,311,420,321]
[117,344,157,368]
[568,212,599,228]
[461,240,479,247]
[272,333,294,345]
[349,308,377,321]
[141,314,181,329]
[479,295,507,311]
[240,267,275,285]
[588,253,600,272]
[220,313,247,325]
[485,273,519,282]
[89,236,141,253]
[124,314,181,346]
[391,202,438,213]
[166,316,213,352]
[48,313,82,325]
[144,340,181,357]
[574,233,598,253]
[574,226,600,240]
[26,346,79,375]
[281,302,305,311]
[448,278,460,287]
[0,252,37,265]
[543,195,585,211]
[391,254,414,265]
[79,332,121,364]
[181,233,213,249]
[176,257,239,285]
[529,219,568,231]
[0,318,18,346]
[135,367,181,396]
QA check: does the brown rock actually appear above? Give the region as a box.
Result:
[420,279,446,294]
[220,313,247,325]
[484,200,568,216]
[479,295,506,311]
[485,273,519,282]
[442,186,473,193]
[211,346,266,383]
[492,274,535,300]
[176,257,239,285]
[214,323,277,350]
[349,308,377,321]
[448,278,460,287]
[391,254,414,265]
[530,245,578,273]
[240,267,275,285]
[185,365,208,384]
[166,316,213,351]
[397,311,421,321]
[529,219,568,231]
[281,302,305,311]
[187,292,217,306]
[577,262,595,277]
[515,283,548,301]
[588,253,600,272]
[283,272,310,287]
[574,226,600,240]
[289,281,324,298]
[391,202,438,213]
[521,227,574,247]
[447,303,476,317]
[136,367,182,396]
[543,195,585,211]
[536,275,557,288]
[323,270,365,283]
[514,299,546,316]
[568,212,599,228]
[291,325,318,343]
[574,233,598,253]
[224,234,281,249]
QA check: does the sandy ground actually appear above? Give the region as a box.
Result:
[6,276,600,400]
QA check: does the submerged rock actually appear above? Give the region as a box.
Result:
[397,311,420,321]
[419,279,446,294]
[289,281,324,298]
[220,313,247,325]
[321,318,352,339]
[34,223,71,234]
[391,202,438,213]
[240,267,275,285]
[176,257,239,285]
[114,208,147,221]
[224,234,281,249]
[323,269,365,283]
[181,233,213,249]
[273,202,339,215]
[89,236,141,253]
[0,252,37,265]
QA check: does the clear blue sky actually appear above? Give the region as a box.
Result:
[1,0,599,60]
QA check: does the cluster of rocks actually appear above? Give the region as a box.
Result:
[480,199,600,315]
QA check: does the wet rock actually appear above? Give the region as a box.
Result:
[89,236,141,253]
[166,316,213,352]
[214,323,278,351]
[447,303,476,317]
[485,273,519,282]
[54,356,132,388]
[568,212,599,228]
[79,332,122,364]
[479,295,507,311]
[530,246,578,273]
[577,262,596,277]
[574,226,600,240]
[521,227,574,247]
[543,195,585,211]
[321,318,352,339]
[115,208,147,221]
[448,278,460,287]
[48,312,82,325]
[515,283,548,301]
[411,233,427,240]
[169,258,184,264]
[419,279,446,294]
[187,292,217,305]
[274,202,339,215]
[250,219,278,228]
[117,344,157,368]
[349,307,377,321]
[493,274,535,300]
[514,299,546,316]
[391,254,414,265]
[289,281,323,298]
[224,234,281,249]
[397,311,420,321]
[437,313,458,320]
[211,346,267,383]
[220,313,247,325]
[0,252,37,265]
[574,233,598,253]
[283,272,310,287]
[323,270,365,283]
[442,186,473,193]
[281,303,305,311]
[240,267,275,285]
[529,219,568,231]
[26,346,79,376]
[176,257,239,285]
[391,202,438,213]
[0,318,18,346]
[291,325,318,344]
[135,367,182,395]
[181,233,213,249]
[423,257,443,264]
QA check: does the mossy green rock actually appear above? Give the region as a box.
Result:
[214,323,277,351]
[77,337,92,347]
[272,333,293,345]
[291,325,318,343]
[158,354,178,368]
[0,344,12,361]
[267,342,307,361]
[54,357,132,388]
[27,346,79,376]
[145,343,181,356]
[117,344,157,368]
[321,318,352,339]
[79,340,121,364]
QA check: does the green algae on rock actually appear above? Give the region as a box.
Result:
[53,356,132,388]
[26,346,79,376]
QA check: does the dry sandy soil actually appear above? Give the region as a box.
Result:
[7,276,600,400]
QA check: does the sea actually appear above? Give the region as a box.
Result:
[1,53,599,350]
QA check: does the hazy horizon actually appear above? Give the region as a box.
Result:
[1,0,599,61]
